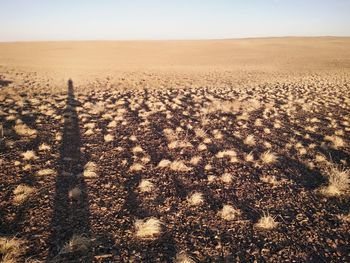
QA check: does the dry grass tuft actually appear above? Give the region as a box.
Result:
[13,123,37,138]
[203,137,211,144]
[218,205,241,220]
[174,251,195,263]
[157,159,172,168]
[38,143,51,151]
[104,134,114,142]
[187,192,204,206]
[189,156,202,166]
[21,150,37,160]
[255,213,278,230]
[168,140,192,150]
[263,128,271,134]
[244,135,256,146]
[254,118,262,126]
[244,152,254,162]
[55,132,62,141]
[23,164,32,171]
[83,162,97,177]
[298,147,307,156]
[132,145,143,154]
[13,184,35,204]
[324,135,345,149]
[321,163,349,196]
[260,175,279,187]
[204,163,212,171]
[197,143,207,151]
[141,156,151,164]
[207,175,216,183]
[135,218,162,239]
[338,213,350,222]
[0,237,23,263]
[216,150,236,159]
[260,151,278,164]
[221,173,233,184]
[84,129,94,136]
[213,130,223,140]
[315,154,327,163]
[138,179,154,193]
[263,141,272,149]
[129,163,144,172]
[229,156,239,163]
[60,234,91,254]
[69,187,82,200]
[37,168,56,176]
[170,160,192,172]
[195,128,207,138]
[107,120,117,128]
[129,135,137,141]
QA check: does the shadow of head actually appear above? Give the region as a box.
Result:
[0,79,12,88]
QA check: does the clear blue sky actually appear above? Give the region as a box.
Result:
[0,0,349,41]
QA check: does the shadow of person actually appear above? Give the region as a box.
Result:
[47,79,92,262]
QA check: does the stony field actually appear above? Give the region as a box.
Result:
[0,38,350,262]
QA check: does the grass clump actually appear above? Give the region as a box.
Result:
[321,162,349,196]
[129,163,144,172]
[221,173,233,184]
[135,218,162,239]
[260,151,278,164]
[0,237,23,263]
[170,160,192,172]
[187,192,204,206]
[324,135,345,149]
[60,234,91,254]
[157,159,172,168]
[255,213,278,230]
[174,251,195,263]
[244,135,256,146]
[68,187,82,200]
[37,168,56,176]
[13,184,35,204]
[138,179,154,193]
[13,123,37,138]
[83,162,97,177]
[21,150,37,161]
[218,205,241,221]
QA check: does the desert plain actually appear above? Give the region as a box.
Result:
[0,37,350,262]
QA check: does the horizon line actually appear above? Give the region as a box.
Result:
[0,35,349,44]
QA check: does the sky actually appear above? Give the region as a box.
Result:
[0,0,349,41]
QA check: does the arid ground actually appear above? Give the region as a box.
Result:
[0,37,350,262]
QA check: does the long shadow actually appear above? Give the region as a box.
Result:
[47,80,92,262]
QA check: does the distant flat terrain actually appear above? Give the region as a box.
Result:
[0,37,350,89]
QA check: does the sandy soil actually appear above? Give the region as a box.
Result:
[0,37,350,90]
[0,38,350,262]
